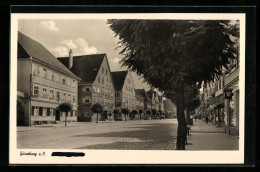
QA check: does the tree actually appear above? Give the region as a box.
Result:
[92,103,103,123]
[121,108,129,122]
[151,109,157,119]
[113,109,119,121]
[108,19,238,150]
[146,110,152,119]
[59,102,72,127]
[158,110,163,119]
[131,110,138,120]
[138,109,144,120]
[165,83,201,124]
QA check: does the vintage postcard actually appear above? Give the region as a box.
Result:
[10,12,245,164]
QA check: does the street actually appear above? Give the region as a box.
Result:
[17,119,178,150]
[17,119,238,150]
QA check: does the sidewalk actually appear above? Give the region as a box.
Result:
[185,120,239,150]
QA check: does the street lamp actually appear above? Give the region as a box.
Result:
[224,87,233,100]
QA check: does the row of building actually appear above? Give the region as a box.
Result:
[17,32,175,126]
[198,49,240,137]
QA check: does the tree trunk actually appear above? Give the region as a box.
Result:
[176,85,187,150]
[65,112,67,127]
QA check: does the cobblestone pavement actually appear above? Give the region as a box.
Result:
[17,119,178,150]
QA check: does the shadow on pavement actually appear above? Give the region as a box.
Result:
[73,123,177,150]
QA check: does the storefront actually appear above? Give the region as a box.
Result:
[223,66,239,137]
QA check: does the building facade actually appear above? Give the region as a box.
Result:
[58,53,115,122]
[112,71,136,119]
[17,32,80,126]
[201,50,240,136]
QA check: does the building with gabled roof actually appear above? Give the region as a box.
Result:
[17,32,80,126]
[112,71,136,120]
[58,53,115,122]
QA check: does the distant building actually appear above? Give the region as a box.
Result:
[158,96,164,112]
[146,88,160,111]
[58,53,115,122]
[17,32,80,126]
[135,89,145,111]
[111,71,136,115]
[163,99,176,117]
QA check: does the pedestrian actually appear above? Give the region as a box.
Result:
[205,116,209,124]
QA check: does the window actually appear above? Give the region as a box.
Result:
[102,67,104,73]
[42,68,47,78]
[85,86,91,92]
[50,90,54,98]
[56,91,60,99]
[63,78,66,84]
[33,86,39,96]
[42,88,47,97]
[32,106,39,116]
[93,87,97,93]
[102,78,104,85]
[106,69,108,75]
[98,77,100,83]
[83,96,91,104]
[101,88,104,95]
[73,95,76,101]
[97,87,101,94]
[106,79,108,86]
[56,74,59,82]
[116,102,121,106]
[128,79,130,84]
[63,93,66,100]
[68,94,71,101]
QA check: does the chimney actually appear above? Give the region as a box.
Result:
[69,49,73,69]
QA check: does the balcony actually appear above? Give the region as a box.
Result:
[224,66,239,88]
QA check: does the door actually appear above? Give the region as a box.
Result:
[55,109,60,120]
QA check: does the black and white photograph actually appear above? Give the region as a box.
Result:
[9,13,246,164]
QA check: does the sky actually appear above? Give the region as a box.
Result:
[18,19,150,90]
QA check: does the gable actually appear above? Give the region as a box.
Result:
[58,54,105,84]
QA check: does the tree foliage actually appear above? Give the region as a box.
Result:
[107,19,239,90]
[131,110,138,115]
[138,109,144,114]
[59,102,72,112]
[92,103,103,114]
[146,110,151,115]
[121,108,129,115]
